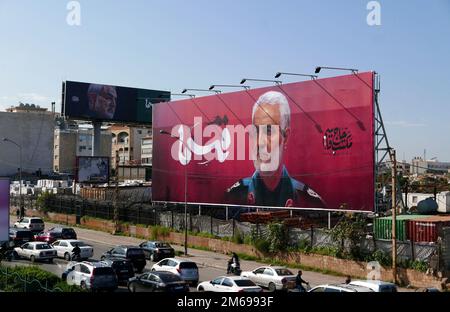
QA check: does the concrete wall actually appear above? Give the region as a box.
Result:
[0,112,55,176]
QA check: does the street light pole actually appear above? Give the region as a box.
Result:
[160,129,191,256]
[3,138,23,218]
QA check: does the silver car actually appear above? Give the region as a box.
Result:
[13,242,57,263]
[240,266,296,291]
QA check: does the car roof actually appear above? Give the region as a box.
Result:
[315,284,374,292]
[350,280,396,286]
[28,242,49,245]
[28,217,43,220]
[57,239,83,243]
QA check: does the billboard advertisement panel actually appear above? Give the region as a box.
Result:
[0,178,9,242]
[152,72,375,212]
[76,157,110,184]
[62,81,170,124]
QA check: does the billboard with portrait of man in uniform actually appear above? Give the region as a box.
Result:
[62,81,170,124]
[152,72,375,212]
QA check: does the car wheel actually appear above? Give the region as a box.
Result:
[12,251,18,260]
[80,281,87,290]
[30,255,35,263]
[64,252,71,261]
[198,286,204,292]
[128,283,136,293]
[268,282,276,292]
[100,256,106,261]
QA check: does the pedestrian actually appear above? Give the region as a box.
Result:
[16,208,20,220]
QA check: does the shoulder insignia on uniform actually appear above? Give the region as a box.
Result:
[306,187,321,199]
[227,181,241,193]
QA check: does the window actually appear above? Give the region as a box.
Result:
[263,268,274,276]
[60,242,68,247]
[158,259,169,266]
[412,196,418,204]
[222,278,234,287]
[310,287,325,293]
[167,260,178,267]
[54,155,58,160]
[212,277,224,285]
[149,274,160,282]
[80,265,91,274]
[254,268,265,274]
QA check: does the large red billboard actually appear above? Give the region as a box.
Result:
[152,72,375,212]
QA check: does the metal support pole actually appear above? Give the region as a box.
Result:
[328,212,331,230]
[226,206,229,221]
[391,149,397,284]
[184,163,188,256]
[92,121,102,156]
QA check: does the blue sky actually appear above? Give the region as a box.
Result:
[0,0,449,161]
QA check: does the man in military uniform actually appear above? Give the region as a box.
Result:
[225,91,326,209]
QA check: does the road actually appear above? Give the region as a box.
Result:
[6,220,413,292]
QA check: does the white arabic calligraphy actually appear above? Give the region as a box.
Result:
[173,125,231,166]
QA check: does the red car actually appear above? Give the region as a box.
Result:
[34,231,59,244]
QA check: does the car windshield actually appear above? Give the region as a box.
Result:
[275,269,293,276]
[69,241,88,247]
[235,280,257,287]
[35,244,51,250]
[155,242,171,248]
[30,219,43,224]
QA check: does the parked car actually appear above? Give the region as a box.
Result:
[128,271,189,293]
[349,280,398,292]
[101,245,146,273]
[9,228,34,247]
[309,284,374,292]
[34,231,60,244]
[52,239,94,261]
[64,261,118,292]
[100,258,135,285]
[240,266,296,292]
[13,217,44,233]
[151,258,199,286]
[47,227,77,240]
[12,242,57,263]
[197,276,263,293]
[139,241,175,261]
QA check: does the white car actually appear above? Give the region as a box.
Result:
[309,284,374,292]
[240,266,296,291]
[197,276,263,293]
[151,258,199,286]
[13,242,57,263]
[52,239,94,261]
[64,261,118,292]
[13,217,44,232]
[349,280,398,292]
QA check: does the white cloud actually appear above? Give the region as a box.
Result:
[385,120,426,128]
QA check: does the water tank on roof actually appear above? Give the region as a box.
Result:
[417,197,438,215]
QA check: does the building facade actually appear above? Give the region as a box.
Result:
[410,157,450,175]
[53,127,112,175]
[141,136,153,166]
[0,110,55,176]
[403,191,450,213]
[110,126,152,166]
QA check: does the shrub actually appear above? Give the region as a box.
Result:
[253,239,270,254]
[267,222,289,252]
[232,229,244,245]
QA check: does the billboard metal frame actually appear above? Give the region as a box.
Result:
[152,72,390,214]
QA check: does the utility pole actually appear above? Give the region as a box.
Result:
[391,149,397,284]
[113,150,120,234]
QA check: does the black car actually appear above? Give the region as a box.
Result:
[100,258,135,285]
[128,271,189,293]
[101,245,146,273]
[139,241,175,262]
[48,227,77,240]
[9,228,34,247]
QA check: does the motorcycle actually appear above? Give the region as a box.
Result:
[227,261,242,275]
[71,252,82,262]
